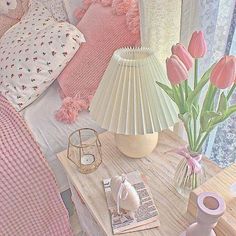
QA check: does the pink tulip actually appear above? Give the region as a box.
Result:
[166,55,188,85]
[188,31,207,58]
[210,55,236,89]
[172,43,193,70]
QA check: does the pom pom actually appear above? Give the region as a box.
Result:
[87,94,94,105]
[126,0,140,34]
[112,0,132,15]
[55,96,89,124]
[83,0,94,10]
[101,0,112,7]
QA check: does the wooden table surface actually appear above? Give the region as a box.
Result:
[58,130,221,236]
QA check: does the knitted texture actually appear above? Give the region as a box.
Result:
[74,0,140,34]
[58,3,140,99]
[0,95,72,236]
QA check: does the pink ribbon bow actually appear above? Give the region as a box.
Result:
[167,147,202,174]
[116,174,129,214]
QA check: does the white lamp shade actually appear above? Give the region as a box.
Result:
[90,48,178,135]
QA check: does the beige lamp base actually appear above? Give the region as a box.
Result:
[114,133,159,158]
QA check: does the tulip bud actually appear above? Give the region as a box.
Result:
[166,55,188,85]
[188,31,207,58]
[172,43,193,70]
[210,55,236,89]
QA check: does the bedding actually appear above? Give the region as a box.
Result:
[0,0,85,111]
[0,94,72,236]
[41,0,68,22]
[22,81,104,191]
[57,1,140,119]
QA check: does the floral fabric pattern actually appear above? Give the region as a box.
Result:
[0,0,85,111]
[40,0,68,22]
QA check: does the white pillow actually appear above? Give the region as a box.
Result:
[0,0,85,111]
[63,0,83,25]
[41,0,68,22]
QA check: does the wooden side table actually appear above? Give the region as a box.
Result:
[57,130,221,236]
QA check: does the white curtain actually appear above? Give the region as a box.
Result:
[140,0,182,65]
[180,0,236,167]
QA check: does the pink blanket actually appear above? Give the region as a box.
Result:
[0,95,72,236]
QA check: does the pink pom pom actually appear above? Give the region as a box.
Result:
[87,94,94,105]
[83,0,93,10]
[55,96,89,124]
[126,0,140,34]
[101,0,112,7]
[112,0,132,15]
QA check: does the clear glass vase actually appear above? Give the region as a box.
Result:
[174,149,207,198]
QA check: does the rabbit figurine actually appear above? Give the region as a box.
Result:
[111,174,140,214]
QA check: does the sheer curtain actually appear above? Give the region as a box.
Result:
[180,0,236,167]
[140,0,182,65]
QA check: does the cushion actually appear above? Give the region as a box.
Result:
[63,0,83,25]
[41,0,68,22]
[0,0,29,38]
[57,2,140,99]
[0,0,85,111]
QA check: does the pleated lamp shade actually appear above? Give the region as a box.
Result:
[90,48,178,135]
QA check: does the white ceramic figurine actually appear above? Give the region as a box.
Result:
[111,174,140,215]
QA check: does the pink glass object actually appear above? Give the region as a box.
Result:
[180,192,225,236]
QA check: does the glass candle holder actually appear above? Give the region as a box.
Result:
[67,128,102,174]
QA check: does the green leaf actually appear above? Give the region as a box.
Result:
[201,84,217,115]
[156,82,175,102]
[192,104,199,120]
[200,111,221,132]
[188,85,193,94]
[187,64,215,107]
[178,112,192,125]
[209,105,236,127]
[217,92,227,113]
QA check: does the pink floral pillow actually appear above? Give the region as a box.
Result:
[0,0,29,38]
[57,2,140,100]
[0,0,85,111]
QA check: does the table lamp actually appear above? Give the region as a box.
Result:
[90,48,178,158]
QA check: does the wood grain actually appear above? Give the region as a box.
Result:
[188,163,236,236]
[58,130,221,236]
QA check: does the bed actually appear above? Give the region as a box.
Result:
[0,0,182,193]
[22,80,104,192]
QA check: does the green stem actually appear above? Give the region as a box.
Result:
[194,133,203,151]
[194,59,198,89]
[172,85,180,105]
[196,132,209,152]
[193,118,197,147]
[188,123,194,150]
[201,84,217,116]
[179,83,185,102]
[227,84,236,101]
[193,59,199,146]
[184,123,194,150]
[184,80,188,99]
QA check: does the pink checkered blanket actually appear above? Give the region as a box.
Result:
[0,95,72,236]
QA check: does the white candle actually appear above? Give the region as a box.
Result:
[81,154,95,165]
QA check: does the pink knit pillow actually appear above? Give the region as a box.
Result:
[0,0,29,38]
[57,3,140,99]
